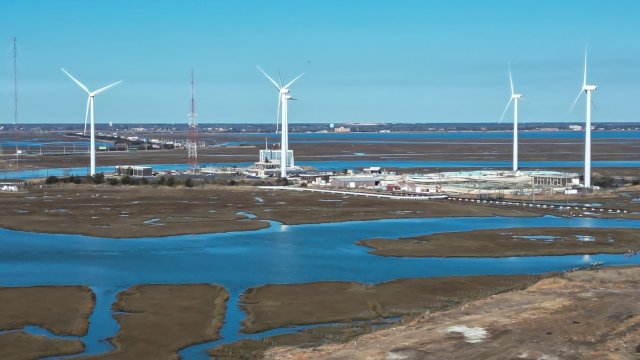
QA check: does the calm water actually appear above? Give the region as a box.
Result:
[3,160,640,180]
[2,215,640,358]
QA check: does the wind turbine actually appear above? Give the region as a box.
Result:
[569,50,597,188]
[256,66,303,178]
[499,63,523,172]
[61,68,122,175]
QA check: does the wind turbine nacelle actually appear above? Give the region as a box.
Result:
[584,85,597,91]
[281,88,290,94]
[512,94,523,99]
[285,95,293,100]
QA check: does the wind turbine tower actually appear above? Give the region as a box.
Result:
[187,69,198,172]
[257,66,304,178]
[570,51,597,188]
[499,64,523,172]
[61,68,122,175]
[12,36,18,132]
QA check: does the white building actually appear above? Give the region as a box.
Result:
[259,149,294,166]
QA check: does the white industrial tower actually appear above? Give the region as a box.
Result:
[61,68,122,175]
[570,50,597,188]
[257,66,304,178]
[499,64,524,172]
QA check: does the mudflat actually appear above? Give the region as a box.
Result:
[359,227,640,257]
[0,185,537,237]
[80,284,228,360]
[240,275,541,334]
[0,285,94,336]
[267,266,640,360]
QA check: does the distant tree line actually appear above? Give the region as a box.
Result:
[45,173,194,188]
[44,174,291,188]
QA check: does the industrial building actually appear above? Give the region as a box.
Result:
[115,165,153,177]
[305,169,581,198]
[0,179,26,192]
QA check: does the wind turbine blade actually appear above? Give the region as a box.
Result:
[569,89,583,113]
[508,63,514,95]
[61,68,89,93]
[256,66,281,90]
[499,98,513,125]
[284,73,304,89]
[93,81,122,95]
[83,97,90,135]
[591,99,597,110]
[583,49,588,87]
[277,68,283,88]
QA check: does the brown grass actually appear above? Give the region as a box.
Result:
[0,331,84,360]
[359,227,640,257]
[79,284,228,360]
[0,286,94,336]
[0,185,537,238]
[240,275,541,334]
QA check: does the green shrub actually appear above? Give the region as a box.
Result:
[593,176,614,188]
[166,177,176,187]
[108,178,120,185]
[184,177,194,188]
[45,176,59,184]
[121,175,133,185]
[93,172,105,184]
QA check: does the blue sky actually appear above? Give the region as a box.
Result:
[1,0,639,124]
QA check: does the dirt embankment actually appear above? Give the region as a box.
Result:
[0,286,94,359]
[267,266,640,360]
[79,284,228,360]
[0,185,537,238]
[359,227,640,258]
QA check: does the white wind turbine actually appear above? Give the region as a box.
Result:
[256,66,304,178]
[569,50,597,188]
[61,68,122,176]
[499,64,523,172]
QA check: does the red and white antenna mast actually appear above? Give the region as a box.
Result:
[187,68,198,172]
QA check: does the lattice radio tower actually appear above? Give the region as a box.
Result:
[187,68,198,172]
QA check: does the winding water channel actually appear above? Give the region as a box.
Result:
[2,215,640,358]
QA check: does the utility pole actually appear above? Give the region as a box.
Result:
[187,68,198,172]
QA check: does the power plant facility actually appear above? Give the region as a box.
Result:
[1,47,620,203]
